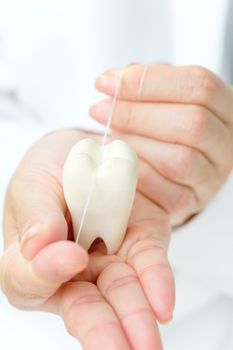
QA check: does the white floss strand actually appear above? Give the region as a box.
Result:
[76,70,124,244]
[75,66,148,245]
[101,70,124,147]
[75,170,96,244]
[137,64,149,100]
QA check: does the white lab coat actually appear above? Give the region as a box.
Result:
[0,1,232,349]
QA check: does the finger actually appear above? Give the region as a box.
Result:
[90,99,231,167]
[4,168,68,261]
[0,240,88,309]
[3,130,84,260]
[58,281,131,350]
[136,158,198,225]
[76,252,124,285]
[95,64,233,124]
[116,133,218,202]
[98,262,163,350]
[119,193,175,324]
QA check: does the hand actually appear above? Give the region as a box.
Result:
[90,64,233,226]
[0,129,174,350]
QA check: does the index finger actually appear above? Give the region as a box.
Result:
[95,64,233,124]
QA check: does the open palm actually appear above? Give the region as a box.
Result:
[0,129,175,350]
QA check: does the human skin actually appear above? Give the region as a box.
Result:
[1,64,233,349]
[0,129,174,350]
[91,64,233,226]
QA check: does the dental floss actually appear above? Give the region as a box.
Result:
[137,65,148,100]
[75,70,124,244]
[75,65,148,246]
[101,70,124,147]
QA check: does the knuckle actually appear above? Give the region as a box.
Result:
[127,237,167,265]
[63,288,120,340]
[67,293,106,310]
[67,317,119,341]
[123,102,136,130]
[138,160,151,184]
[220,129,233,166]
[63,290,106,337]
[139,262,170,281]
[3,293,20,309]
[188,105,210,143]
[3,294,31,311]
[120,307,153,323]
[0,253,14,300]
[65,296,104,330]
[0,267,23,310]
[168,187,196,215]
[127,238,170,279]
[104,274,138,297]
[98,262,137,297]
[168,147,195,182]
[188,66,218,103]
[0,248,48,310]
[0,273,9,301]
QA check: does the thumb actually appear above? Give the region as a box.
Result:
[5,168,68,260]
[3,129,89,260]
[0,240,88,310]
[1,136,90,309]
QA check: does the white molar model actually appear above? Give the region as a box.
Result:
[63,138,138,254]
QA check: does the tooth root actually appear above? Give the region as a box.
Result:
[78,230,99,252]
[101,233,125,255]
[77,232,120,255]
[72,216,122,254]
[78,228,124,255]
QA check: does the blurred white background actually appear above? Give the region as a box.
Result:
[0,0,232,349]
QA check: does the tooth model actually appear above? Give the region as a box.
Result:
[63,138,138,254]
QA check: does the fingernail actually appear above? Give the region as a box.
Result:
[20,225,42,260]
[90,100,111,123]
[95,74,117,95]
